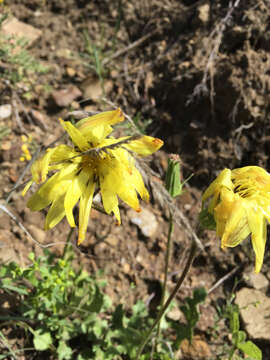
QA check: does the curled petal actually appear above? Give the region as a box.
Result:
[124,136,163,156]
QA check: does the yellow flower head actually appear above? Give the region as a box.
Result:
[23,109,163,245]
[202,166,270,273]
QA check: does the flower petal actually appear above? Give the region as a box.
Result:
[64,169,91,227]
[100,186,121,224]
[78,179,95,245]
[124,136,163,156]
[60,119,89,151]
[247,206,267,273]
[220,198,250,248]
[45,194,66,230]
[77,108,125,145]
[202,168,233,204]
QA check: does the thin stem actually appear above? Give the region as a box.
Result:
[136,240,197,360]
[155,211,174,346]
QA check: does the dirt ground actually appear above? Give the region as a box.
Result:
[1,0,270,359]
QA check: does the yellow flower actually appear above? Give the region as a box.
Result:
[202,166,270,273]
[23,109,163,244]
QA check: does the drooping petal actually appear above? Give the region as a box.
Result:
[130,166,149,201]
[220,198,250,248]
[27,164,78,211]
[64,169,91,227]
[38,164,78,200]
[247,206,267,273]
[78,179,95,245]
[124,136,163,157]
[100,186,121,224]
[45,194,66,230]
[60,119,89,151]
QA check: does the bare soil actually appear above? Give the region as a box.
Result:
[1,0,270,359]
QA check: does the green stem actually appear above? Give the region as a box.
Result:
[156,211,174,346]
[136,240,197,360]
[63,227,74,259]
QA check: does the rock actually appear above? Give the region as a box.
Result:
[81,76,113,101]
[28,224,46,244]
[0,104,12,119]
[51,85,82,107]
[235,288,270,340]
[128,207,158,238]
[30,109,49,130]
[106,236,119,247]
[167,306,182,321]
[122,262,131,274]
[66,67,76,77]
[180,336,211,359]
[197,3,210,24]
[244,270,269,291]
[2,17,41,47]
[24,209,44,227]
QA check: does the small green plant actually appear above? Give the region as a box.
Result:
[0,13,48,90]
[215,294,262,360]
[81,30,107,86]
[0,125,11,144]
[0,247,188,359]
[171,287,207,347]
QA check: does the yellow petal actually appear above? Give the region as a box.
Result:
[39,164,78,199]
[31,148,55,184]
[130,166,149,201]
[60,119,89,151]
[45,194,66,230]
[78,179,95,245]
[220,198,250,248]
[77,108,125,145]
[27,164,78,211]
[22,180,33,196]
[202,168,233,204]
[77,108,124,130]
[64,170,90,227]
[247,206,267,273]
[100,187,121,223]
[27,191,52,211]
[124,136,163,156]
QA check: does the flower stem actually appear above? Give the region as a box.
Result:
[136,240,197,360]
[155,211,174,347]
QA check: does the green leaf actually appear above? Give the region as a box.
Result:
[193,287,207,303]
[33,330,52,351]
[199,208,216,230]
[237,341,262,360]
[230,309,239,334]
[57,341,73,360]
